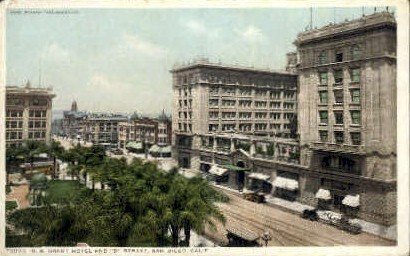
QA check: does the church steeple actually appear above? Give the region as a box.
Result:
[71,100,78,112]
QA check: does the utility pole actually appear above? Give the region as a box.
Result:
[310,7,313,29]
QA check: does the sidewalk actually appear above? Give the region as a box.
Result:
[212,183,396,241]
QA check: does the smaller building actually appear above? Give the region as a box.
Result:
[118,111,172,155]
[81,113,128,149]
[61,101,88,140]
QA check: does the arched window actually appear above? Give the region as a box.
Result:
[318,51,328,64]
[351,45,361,60]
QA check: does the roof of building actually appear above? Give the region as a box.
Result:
[295,11,396,45]
[170,58,296,76]
[6,83,55,97]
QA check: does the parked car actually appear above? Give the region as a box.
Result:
[336,216,362,234]
[301,209,319,221]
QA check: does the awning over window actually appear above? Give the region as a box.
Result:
[272,176,298,191]
[315,188,331,200]
[342,194,360,207]
[159,145,171,154]
[149,144,160,153]
[248,172,270,181]
[209,165,229,176]
[126,141,143,150]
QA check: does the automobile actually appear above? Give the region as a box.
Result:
[301,209,319,221]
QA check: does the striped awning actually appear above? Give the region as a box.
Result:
[315,188,331,200]
[342,194,360,207]
[272,176,298,191]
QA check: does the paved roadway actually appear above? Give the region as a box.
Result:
[204,188,396,247]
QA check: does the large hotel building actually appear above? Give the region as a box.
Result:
[5,82,55,147]
[171,11,396,227]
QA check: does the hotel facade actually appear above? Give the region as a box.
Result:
[295,11,396,225]
[171,11,396,226]
[5,82,55,148]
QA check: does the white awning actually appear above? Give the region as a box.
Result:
[272,176,298,191]
[342,194,360,207]
[315,188,331,200]
[38,153,48,158]
[209,166,228,176]
[248,172,270,181]
[149,145,160,153]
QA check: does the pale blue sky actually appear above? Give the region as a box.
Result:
[6,7,385,115]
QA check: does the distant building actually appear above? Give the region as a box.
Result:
[118,111,172,151]
[294,11,396,225]
[61,100,87,139]
[5,82,55,147]
[156,109,172,146]
[81,113,128,148]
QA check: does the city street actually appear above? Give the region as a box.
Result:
[204,188,395,247]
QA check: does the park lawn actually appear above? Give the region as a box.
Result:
[44,180,86,204]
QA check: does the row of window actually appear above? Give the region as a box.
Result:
[179,111,193,119]
[209,99,295,109]
[28,131,46,139]
[317,45,361,65]
[5,121,23,129]
[28,121,47,129]
[178,99,193,108]
[178,123,193,133]
[208,123,290,132]
[7,98,48,107]
[178,87,193,97]
[319,131,361,145]
[319,110,361,125]
[209,88,295,99]
[319,89,360,104]
[319,68,360,85]
[179,73,295,89]
[6,131,23,140]
[208,112,294,120]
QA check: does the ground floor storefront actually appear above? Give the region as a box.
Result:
[174,146,396,234]
[204,187,395,246]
